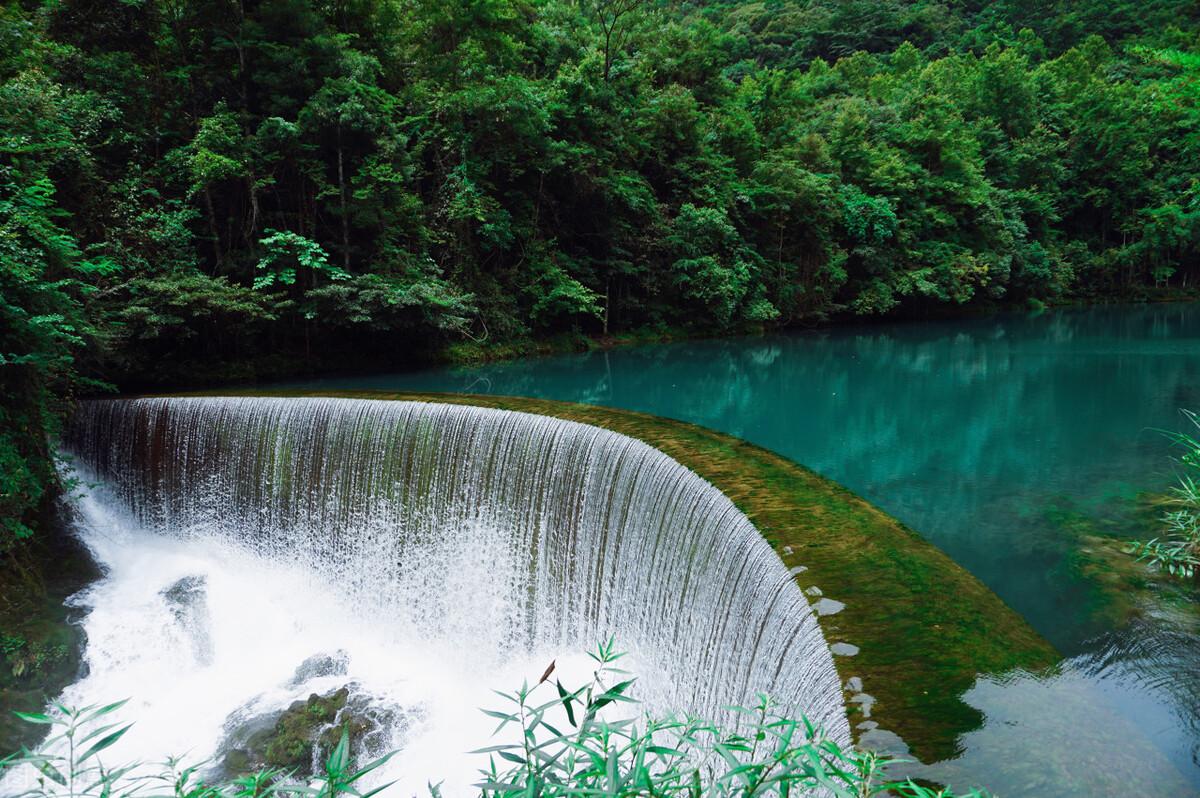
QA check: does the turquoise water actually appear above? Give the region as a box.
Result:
[282,303,1200,795]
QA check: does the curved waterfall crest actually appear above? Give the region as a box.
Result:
[64,396,849,744]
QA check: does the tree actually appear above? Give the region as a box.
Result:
[583,0,643,81]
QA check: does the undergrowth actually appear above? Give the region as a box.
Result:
[1129,410,1200,580]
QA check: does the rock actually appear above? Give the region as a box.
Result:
[289,650,350,686]
[160,575,213,665]
[161,575,207,611]
[317,691,398,761]
[813,597,845,616]
[216,685,412,780]
[857,726,908,755]
[849,691,876,718]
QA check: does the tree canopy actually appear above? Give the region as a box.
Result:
[2,0,1199,541]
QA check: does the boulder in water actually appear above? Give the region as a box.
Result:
[288,650,350,686]
[217,685,408,779]
[161,575,207,613]
[160,575,214,665]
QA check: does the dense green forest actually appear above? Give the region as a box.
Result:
[2,0,1200,545]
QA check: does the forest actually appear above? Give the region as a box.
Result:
[2,0,1200,545]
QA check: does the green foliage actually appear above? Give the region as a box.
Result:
[0,431,41,545]
[0,699,395,797]
[0,634,67,682]
[254,230,348,291]
[1128,410,1200,580]
[304,267,475,332]
[667,204,775,327]
[471,639,984,797]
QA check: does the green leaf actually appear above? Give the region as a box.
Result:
[32,756,67,786]
[12,711,55,725]
[556,680,577,727]
[77,723,132,763]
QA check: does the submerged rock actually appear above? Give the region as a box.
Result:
[813,597,845,616]
[830,642,860,657]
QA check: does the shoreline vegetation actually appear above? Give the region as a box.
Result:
[0,525,95,756]
[1127,411,1200,582]
[181,389,1060,763]
[370,293,1200,372]
[112,292,1200,392]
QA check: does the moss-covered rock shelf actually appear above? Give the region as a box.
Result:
[0,525,98,754]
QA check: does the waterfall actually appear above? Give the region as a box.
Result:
[58,396,848,790]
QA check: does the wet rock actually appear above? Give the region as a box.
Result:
[289,650,350,686]
[857,726,908,755]
[161,575,207,612]
[813,597,845,616]
[849,691,876,718]
[221,688,348,776]
[830,642,860,657]
[216,685,411,780]
[317,691,399,762]
[160,575,213,665]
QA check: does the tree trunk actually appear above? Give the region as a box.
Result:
[603,276,611,336]
[203,187,222,271]
[337,124,350,271]
[247,177,260,246]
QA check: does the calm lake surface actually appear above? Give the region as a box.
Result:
[284,303,1200,796]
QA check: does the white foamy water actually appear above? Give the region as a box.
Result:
[24,397,848,794]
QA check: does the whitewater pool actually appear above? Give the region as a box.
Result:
[282,302,1200,796]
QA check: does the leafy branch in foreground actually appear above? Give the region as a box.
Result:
[1129,410,1200,580]
[469,638,981,797]
[2,641,985,797]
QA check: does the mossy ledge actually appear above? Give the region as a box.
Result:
[164,389,1058,763]
[0,517,98,754]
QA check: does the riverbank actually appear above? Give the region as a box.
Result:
[0,368,99,753]
[423,291,1200,366]
[0,515,98,753]
[104,293,1200,393]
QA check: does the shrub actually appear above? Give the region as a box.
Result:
[1129,410,1200,580]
